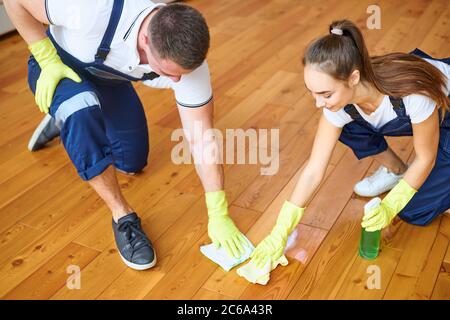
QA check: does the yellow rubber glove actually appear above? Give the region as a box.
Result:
[361,179,417,232]
[251,201,304,269]
[206,191,247,259]
[28,37,81,113]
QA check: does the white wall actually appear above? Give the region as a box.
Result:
[0,1,15,35]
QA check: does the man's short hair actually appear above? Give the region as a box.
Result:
[149,3,210,70]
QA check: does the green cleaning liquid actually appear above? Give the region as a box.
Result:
[359,198,382,260]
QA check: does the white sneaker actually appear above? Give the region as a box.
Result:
[354,165,405,197]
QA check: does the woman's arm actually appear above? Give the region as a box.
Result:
[245,113,342,269]
[289,113,342,207]
[361,108,440,232]
[403,108,440,189]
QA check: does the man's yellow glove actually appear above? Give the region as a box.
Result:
[29,37,81,113]
[362,179,417,232]
[206,190,247,259]
[251,201,304,268]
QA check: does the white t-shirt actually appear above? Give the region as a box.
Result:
[45,0,213,108]
[324,58,450,128]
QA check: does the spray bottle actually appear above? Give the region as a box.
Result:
[359,197,382,260]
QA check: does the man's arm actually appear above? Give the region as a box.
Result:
[3,0,48,44]
[176,98,223,192]
[177,98,249,258]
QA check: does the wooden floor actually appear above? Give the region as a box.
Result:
[0,0,449,300]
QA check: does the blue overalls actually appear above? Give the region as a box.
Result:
[27,0,159,180]
[339,48,450,226]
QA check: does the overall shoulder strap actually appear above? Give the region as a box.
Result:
[389,96,407,117]
[95,0,125,64]
[343,104,363,121]
[410,48,450,66]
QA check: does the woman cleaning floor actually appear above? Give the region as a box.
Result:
[238,19,450,284]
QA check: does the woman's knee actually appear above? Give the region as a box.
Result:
[398,204,444,226]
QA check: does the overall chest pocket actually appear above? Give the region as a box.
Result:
[377,117,412,136]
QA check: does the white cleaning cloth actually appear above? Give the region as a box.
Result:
[200,237,254,272]
[236,255,289,285]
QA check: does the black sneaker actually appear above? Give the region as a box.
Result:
[112,213,156,270]
[28,114,61,152]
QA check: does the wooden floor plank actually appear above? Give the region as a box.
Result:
[192,288,234,300]
[142,206,260,299]
[0,163,78,234]
[335,247,403,300]
[286,197,369,299]
[411,233,449,299]
[3,242,100,300]
[0,223,42,267]
[383,217,442,299]
[0,193,108,297]
[431,244,450,300]
[50,243,126,300]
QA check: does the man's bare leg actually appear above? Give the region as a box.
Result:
[88,165,134,223]
[87,165,155,270]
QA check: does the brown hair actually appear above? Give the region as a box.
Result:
[303,20,449,119]
[149,3,210,70]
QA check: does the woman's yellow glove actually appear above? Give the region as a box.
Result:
[251,201,304,268]
[29,37,81,113]
[206,190,247,259]
[362,179,417,232]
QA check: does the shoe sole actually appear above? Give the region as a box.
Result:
[118,251,157,271]
[27,114,53,152]
[116,168,136,176]
[354,182,400,197]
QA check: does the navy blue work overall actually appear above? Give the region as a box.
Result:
[339,48,450,226]
[27,0,159,180]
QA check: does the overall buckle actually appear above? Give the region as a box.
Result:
[95,47,111,61]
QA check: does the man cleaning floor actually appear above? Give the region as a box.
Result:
[4,0,248,270]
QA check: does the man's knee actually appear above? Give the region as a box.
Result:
[111,127,149,175]
[53,91,115,181]
[115,150,148,174]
